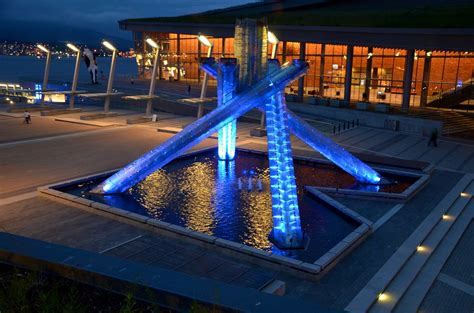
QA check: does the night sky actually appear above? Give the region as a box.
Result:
[0,0,256,40]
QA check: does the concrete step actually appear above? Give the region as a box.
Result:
[393,199,474,312]
[345,174,474,313]
[368,181,473,312]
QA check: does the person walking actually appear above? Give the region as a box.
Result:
[187,84,191,95]
[428,128,438,147]
[23,110,31,124]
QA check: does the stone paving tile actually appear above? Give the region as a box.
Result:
[460,153,474,172]
[419,141,458,165]
[123,247,172,265]
[0,115,100,144]
[439,221,474,286]
[331,196,395,222]
[104,238,152,258]
[418,280,474,313]
[368,134,406,153]
[230,267,276,289]
[380,136,423,156]
[437,145,474,170]
[397,138,431,159]
[338,129,378,146]
[206,261,251,283]
[178,253,227,276]
[356,132,398,150]
[151,246,204,270]
[332,127,372,143]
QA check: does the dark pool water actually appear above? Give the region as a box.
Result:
[59,150,417,262]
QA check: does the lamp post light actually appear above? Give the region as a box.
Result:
[197,33,213,119]
[268,31,280,59]
[37,44,51,105]
[66,43,81,109]
[102,40,117,113]
[257,31,280,132]
[145,38,160,117]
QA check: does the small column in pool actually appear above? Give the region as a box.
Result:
[217,58,238,160]
[266,59,304,249]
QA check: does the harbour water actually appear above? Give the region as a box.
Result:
[0,55,137,85]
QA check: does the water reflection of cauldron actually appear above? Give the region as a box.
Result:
[238,169,263,192]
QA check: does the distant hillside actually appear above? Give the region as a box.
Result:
[0,20,133,50]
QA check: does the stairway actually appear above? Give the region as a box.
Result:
[345,174,474,313]
[407,109,474,135]
[427,80,474,109]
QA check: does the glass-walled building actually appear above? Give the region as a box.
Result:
[120,1,474,111]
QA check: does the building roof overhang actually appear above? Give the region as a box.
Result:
[119,20,474,52]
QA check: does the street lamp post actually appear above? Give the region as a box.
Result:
[102,40,117,113]
[66,43,81,109]
[258,31,280,131]
[145,38,160,117]
[37,44,51,106]
[268,31,280,59]
[197,34,213,119]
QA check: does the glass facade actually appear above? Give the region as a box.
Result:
[133,31,474,110]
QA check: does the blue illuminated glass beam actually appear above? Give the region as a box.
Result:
[91,60,309,194]
[200,58,381,184]
[266,60,303,248]
[217,59,238,160]
[286,112,381,184]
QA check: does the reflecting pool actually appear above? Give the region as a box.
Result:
[59,150,416,262]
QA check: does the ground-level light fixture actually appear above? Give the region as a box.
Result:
[198,33,214,108]
[378,292,389,302]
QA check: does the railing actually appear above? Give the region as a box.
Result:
[428,83,474,109]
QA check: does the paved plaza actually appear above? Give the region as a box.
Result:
[0,97,473,312]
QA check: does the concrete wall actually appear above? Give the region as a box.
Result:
[288,102,443,136]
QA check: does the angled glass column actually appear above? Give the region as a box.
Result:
[287,111,382,184]
[266,60,304,249]
[91,60,309,194]
[217,59,238,160]
[200,58,382,184]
